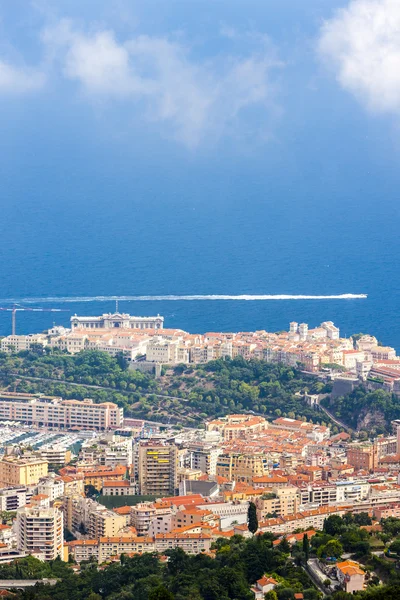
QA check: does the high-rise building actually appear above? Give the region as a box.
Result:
[16,506,64,561]
[138,442,178,496]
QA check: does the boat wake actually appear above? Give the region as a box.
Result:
[0,294,368,303]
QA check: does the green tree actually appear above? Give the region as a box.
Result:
[247,501,258,535]
[317,539,343,559]
[323,515,345,536]
[303,533,310,561]
[149,586,174,600]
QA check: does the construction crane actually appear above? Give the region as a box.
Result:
[0,305,70,335]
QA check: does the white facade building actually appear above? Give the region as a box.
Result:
[71,313,164,331]
[16,506,64,560]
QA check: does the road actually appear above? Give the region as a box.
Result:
[317,402,353,433]
[0,579,58,589]
[9,374,188,402]
[7,374,196,428]
[306,559,334,596]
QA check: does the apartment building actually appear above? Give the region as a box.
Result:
[99,536,155,561]
[88,509,126,539]
[65,539,99,563]
[0,334,47,353]
[216,452,269,483]
[131,503,157,535]
[146,338,182,363]
[37,475,65,502]
[138,442,178,496]
[61,474,84,497]
[371,346,397,361]
[335,480,370,503]
[66,536,156,563]
[347,443,377,471]
[102,480,136,496]
[206,415,268,441]
[59,465,127,491]
[80,436,133,467]
[16,505,64,560]
[172,508,217,530]
[39,447,71,466]
[155,532,212,554]
[298,483,337,507]
[187,445,221,475]
[0,393,123,430]
[63,495,125,538]
[256,487,299,519]
[0,455,48,487]
[258,505,352,535]
[0,486,34,511]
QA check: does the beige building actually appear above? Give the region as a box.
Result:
[102,480,136,496]
[0,334,48,353]
[65,539,99,563]
[63,495,125,538]
[39,447,72,466]
[138,442,178,496]
[155,532,212,554]
[207,415,268,441]
[0,455,48,487]
[371,346,397,361]
[256,487,299,519]
[16,506,63,561]
[0,392,123,430]
[216,452,268,483]
[66,536,155,563]
[88,509,126,539]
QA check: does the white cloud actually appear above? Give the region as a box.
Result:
[42,20,281,147]
[318,0,400,114]
[0,60,45,94]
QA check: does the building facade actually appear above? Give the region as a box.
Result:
[138,442,178,496]
[0,456,48,487]
[16,506,64,560]
[71,313,164,331]
[0,393,123,430]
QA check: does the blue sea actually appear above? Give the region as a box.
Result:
[0,97,399,350]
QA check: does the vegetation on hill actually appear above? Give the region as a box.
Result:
[321,387,400,435]
[0,349,335,427]
[7,515,400,599]
[12,534,316,600]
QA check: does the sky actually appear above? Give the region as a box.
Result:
[1,0,400,154]
[0,0,400,310]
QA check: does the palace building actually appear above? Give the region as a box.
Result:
[70,312,164,331]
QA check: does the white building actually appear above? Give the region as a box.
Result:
[37,475,65,502]
[146,338,182,364]
[0,334,48,353]
[16,506,64,560]
[0,486,34,511]
[71,313,164,331]
[321,321,340,340]
[188,446,221,476]
[335,480,370,503]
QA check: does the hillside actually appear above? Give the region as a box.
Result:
[321,387,400,436]
[0,349,333,427]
